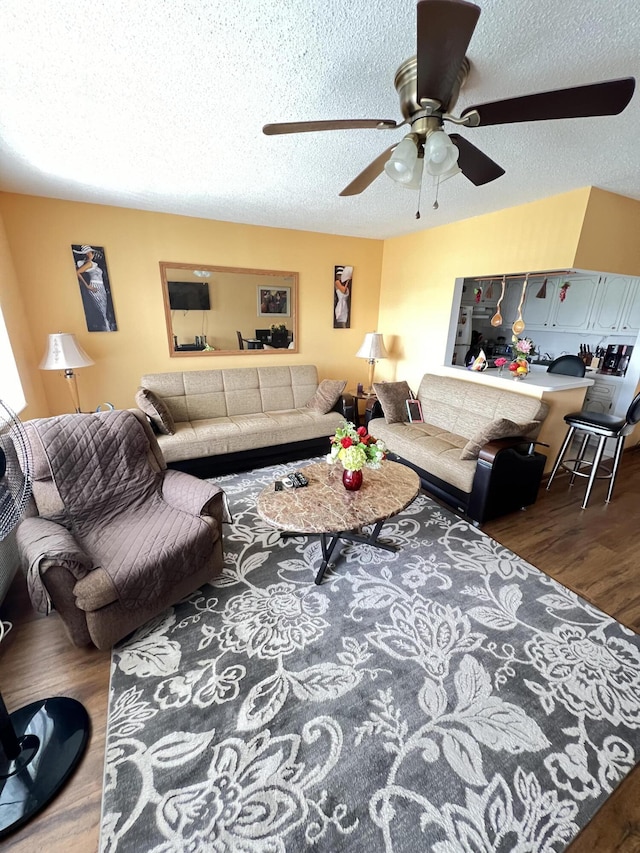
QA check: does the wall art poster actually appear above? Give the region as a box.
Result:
[334,265,352,329]
[257,287,290,317]
[71,244,118,332]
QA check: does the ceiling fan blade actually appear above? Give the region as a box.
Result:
[449,134,505,185]
[263,119,399,135]
[461,77,636,126]
[416,0,480,108]
[339,144,397,196]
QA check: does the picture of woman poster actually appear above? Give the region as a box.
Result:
[71,244,118,332]
[334,265,353,329]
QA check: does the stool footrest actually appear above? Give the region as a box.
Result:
[560,457,613,481]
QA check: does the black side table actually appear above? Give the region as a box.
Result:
[349,390,378,428]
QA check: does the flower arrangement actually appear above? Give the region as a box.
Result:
[494,357,508,369]
[511,336,535,359]
[327,421,386,471]
[509,336,535,377]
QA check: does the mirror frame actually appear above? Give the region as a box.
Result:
[159,262,299,357]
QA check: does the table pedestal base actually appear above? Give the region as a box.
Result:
[281,519,399,584]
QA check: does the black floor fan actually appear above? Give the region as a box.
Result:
[0,399,90,839]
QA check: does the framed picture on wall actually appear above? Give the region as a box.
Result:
[257,287,290,317]
[71,244,118,332]
[334,265,353,328]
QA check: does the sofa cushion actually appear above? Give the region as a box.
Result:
[135,387,176,435]
[460,418,542,460]
[373,381,413,424]
[369,418,474,493]
[305,379,347,414]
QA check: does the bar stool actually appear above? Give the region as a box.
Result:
[546,392,640,508]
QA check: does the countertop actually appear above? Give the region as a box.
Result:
[437,365,594,394]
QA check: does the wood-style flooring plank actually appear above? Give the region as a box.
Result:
[0,449,639,852]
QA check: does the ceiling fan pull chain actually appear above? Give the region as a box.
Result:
[432,176,441,210]
[415,173,424,219]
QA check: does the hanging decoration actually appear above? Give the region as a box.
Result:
[474,287,483,304]
[535,277,548,299]
[559,282,571,302]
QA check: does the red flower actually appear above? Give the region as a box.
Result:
[357,426,367,437]
[340,436,353,448]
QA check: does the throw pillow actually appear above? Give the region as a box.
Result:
[305,379,347,414]
[460,418,540,461]
[134,387,176,435]
[372,381,413,424]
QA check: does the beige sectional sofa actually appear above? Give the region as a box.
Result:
[369,373,549,525]
[136,364,353,476]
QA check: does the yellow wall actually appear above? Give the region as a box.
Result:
[377,188,592,390]
[0,194,383,415]
[574,187,640,275]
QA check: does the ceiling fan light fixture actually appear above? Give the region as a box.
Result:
[424,130,459,176]
[384,135,418,183]
[399,156,424,190]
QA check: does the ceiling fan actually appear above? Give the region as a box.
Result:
[263,0,635,197]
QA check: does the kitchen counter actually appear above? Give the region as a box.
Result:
[438,364,594,394]
[434,365,593,473]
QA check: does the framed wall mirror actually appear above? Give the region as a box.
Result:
[159,262,299,356]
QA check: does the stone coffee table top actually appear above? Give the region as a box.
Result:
[257,460,420,535]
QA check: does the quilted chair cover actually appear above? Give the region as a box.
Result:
[17,409,229,649]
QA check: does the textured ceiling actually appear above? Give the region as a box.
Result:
[0,0,638,239]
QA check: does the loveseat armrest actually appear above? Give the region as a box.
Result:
[467,438,547,524]
[162,469,232,524]
[16,516,93,615]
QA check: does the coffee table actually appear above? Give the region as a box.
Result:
[256,460,420,584]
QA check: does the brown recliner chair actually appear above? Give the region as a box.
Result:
[16,409,230,650]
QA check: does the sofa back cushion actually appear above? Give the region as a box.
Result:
[416,374,548,440]
[140,365,321,423]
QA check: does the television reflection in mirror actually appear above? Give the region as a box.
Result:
[168,281,211,311]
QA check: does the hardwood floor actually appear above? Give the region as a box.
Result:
[1,448,639,852]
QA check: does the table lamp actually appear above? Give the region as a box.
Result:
[39,333,94,413]
[356,332,388,394]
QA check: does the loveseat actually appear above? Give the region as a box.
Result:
[136,365,354,477]
[369,373,549,525]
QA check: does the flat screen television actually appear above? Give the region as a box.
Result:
[168,281,210,311]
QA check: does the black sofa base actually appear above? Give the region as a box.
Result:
[168,437,332,479]
[387,439,547,525]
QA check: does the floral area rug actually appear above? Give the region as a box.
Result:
[100,459,640,852]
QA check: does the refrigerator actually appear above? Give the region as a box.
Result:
[452,306,473,365]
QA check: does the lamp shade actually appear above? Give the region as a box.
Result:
[424,130,459,177]
[384,136,418,184]
[356,332,388,361]
[39,333,94,370]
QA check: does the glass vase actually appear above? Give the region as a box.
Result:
[342,468,363,491]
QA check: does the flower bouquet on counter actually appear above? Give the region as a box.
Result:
[327,422,386,471]
[509,336,535,379]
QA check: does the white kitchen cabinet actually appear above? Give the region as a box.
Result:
[589,276,631,332]
[461,279,499,308]
[517,275,597,331]
[582,377,619,413]
[519,277,559,329]
[552,276,599,329]
[619,278,640,333]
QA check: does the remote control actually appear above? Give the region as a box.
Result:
[282,478,294,488]
[294,472,308,487]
